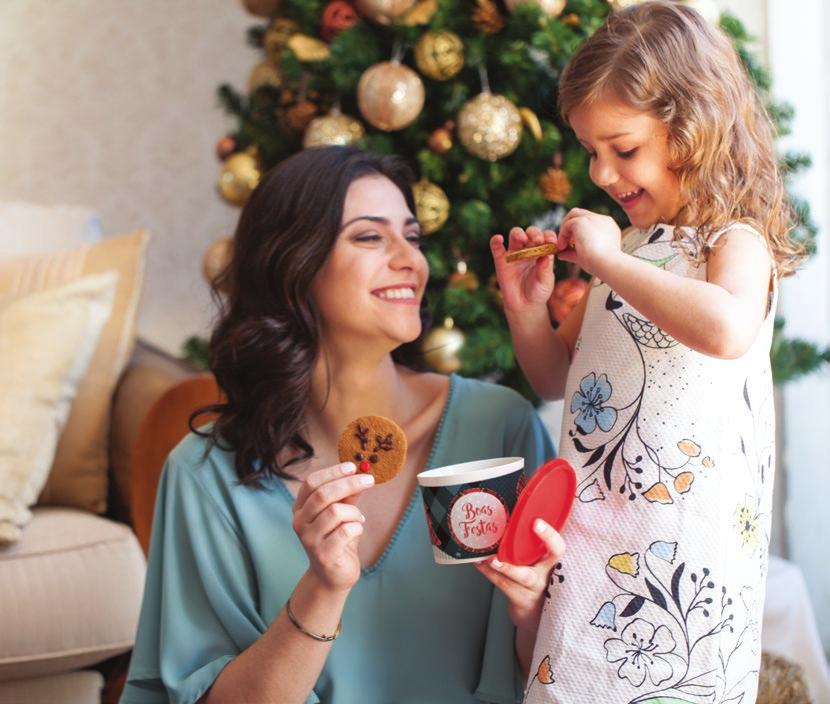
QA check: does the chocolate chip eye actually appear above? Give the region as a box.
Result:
[354,452,364,461]
[369,454,378,463]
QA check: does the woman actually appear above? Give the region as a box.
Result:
[121,147,562,704]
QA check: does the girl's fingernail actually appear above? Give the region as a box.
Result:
[359,474,375,486]
[341,462,356,474]
[491,558,503,569]
[358,513,366,522]
[346,522,363,536]
[534,519,548,534]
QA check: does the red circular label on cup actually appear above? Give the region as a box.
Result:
[447,488,509,553]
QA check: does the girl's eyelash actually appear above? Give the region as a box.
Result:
[618,148,637,159]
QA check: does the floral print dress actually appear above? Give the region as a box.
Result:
[526,223,776,704]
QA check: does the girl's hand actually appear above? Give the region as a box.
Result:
[557,208,622,276]
[292,462,374,593]
[475,519,566,635]
[490,226,558,316]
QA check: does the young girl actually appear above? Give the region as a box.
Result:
[490,2,804,702]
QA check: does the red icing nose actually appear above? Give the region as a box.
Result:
[359,461,371,473]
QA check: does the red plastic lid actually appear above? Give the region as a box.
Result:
[497,458,576,566]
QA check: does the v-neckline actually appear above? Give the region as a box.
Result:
[273,374,458,575]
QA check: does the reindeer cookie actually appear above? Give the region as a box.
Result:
[337,416,407,484]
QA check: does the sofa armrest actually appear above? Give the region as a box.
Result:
[108,339,199,524]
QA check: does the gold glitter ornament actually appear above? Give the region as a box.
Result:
[218,148,261,206]
[412,178,449,234]
[354,0,417,25]
[357,61,425,131]
[247,61,282,93]
[539,166,571,203]
[264,18,299,64]
[472,0,504,33]
[448,260,479,291]
[303,110,365,147]
[504,0,566,18]
[457,91,522,161]
[414,31,464,81]
[422,317,465,373]
[676,0,720,24]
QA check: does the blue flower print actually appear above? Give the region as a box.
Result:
[591,601,617,631]
[571,372,618,434]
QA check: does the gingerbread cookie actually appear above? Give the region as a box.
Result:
[505,242,558,262]
[338,416,407,484]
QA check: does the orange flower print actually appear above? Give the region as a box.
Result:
[673,471,695,494]
[524,655,556,701]
[643,482,673,504]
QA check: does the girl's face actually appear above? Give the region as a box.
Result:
[311,175,427,352]
[569,95,682,229]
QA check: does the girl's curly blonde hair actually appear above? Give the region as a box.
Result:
[558,1,804,276]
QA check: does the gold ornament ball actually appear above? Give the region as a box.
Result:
[218,150,261,206]
[354,0,417,24]
[303,112,365,148]
[203,236,233,292]
[357,61,425,131]
[676,0,720,25]
[504,0,566,18]
[457,92,522,161]
[247,61,282,93]
[422,318,465,374]
[412,179,450,234]
[414,31,464,81]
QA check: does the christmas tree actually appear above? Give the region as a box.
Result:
[190,0,828,398]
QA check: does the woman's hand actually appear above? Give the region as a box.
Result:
[557,208,622,276]
[292,462,374,593]
[475,519,566,635]
[490,226,558,316]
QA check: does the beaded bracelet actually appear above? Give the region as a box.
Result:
[285,598,341,642]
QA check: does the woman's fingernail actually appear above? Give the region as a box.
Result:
[359,474,375,486]
[534,519,549,534]
[341,462,356,474]
[491,558,503,569]
[358,513,366,523]
[346,522,363,536]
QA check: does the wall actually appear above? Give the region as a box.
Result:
[0,0,258,354]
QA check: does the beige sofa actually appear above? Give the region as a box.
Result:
[0,340,197,704]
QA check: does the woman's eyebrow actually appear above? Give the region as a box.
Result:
[340,215,419,230]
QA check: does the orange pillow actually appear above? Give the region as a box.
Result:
[0,230,150,513]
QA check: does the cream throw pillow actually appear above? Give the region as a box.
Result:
[0,230,149,513]
[0,272,117,544]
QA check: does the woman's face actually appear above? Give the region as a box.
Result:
[311,175,428,352]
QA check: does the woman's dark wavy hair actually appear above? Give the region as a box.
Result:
[191,146,428,485]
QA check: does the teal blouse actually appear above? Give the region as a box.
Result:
[121,375,555,704]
